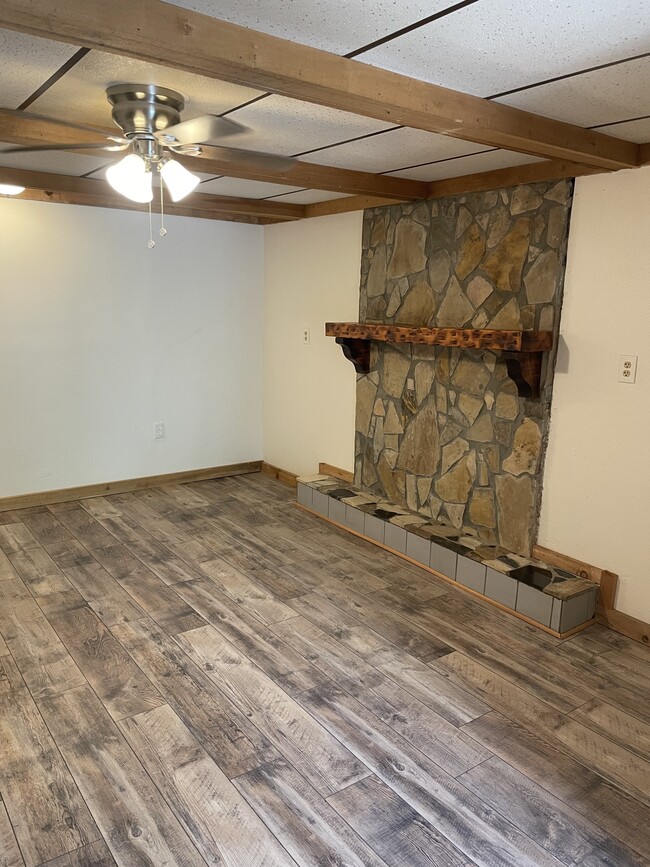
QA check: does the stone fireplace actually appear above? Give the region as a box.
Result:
[352,179,573,556]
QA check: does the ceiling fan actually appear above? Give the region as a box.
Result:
[3,84,295,205]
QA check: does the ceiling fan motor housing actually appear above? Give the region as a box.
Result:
[107,84,186,139]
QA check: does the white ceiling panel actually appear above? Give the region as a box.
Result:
[265,189,351,204]
[308,127,491,173]
[497,55,650,128]
[359,0,650,97]
[29,50,263,129]
[0,143,109,176]
[162,0,448,55]
[387,149,541,182]
[0,29,81,110]
[225,95,395,156]
[593,117,650,143]
[197,176,304,198]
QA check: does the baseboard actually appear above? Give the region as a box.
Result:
[318,463,354,484]
[260,462,298,488]
[0,461,262,512]
[597,608,650,647]
[533,544,618,614]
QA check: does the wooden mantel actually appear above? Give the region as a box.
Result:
[325,322,554,398]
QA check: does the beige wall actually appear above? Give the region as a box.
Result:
[263,211,362,476]
[539,166,650,620]
[0,198,264,497]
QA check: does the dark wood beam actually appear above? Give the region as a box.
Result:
[0,0,640,170]
[0,109,430,200]
[0,167,302,222]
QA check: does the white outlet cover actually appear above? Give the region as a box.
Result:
[618,354,638,384]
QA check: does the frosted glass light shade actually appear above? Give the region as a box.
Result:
[0,184,25,195]
[160,159,200,202]
[106,154,153,203]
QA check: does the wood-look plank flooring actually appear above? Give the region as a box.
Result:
[1,474,649,866]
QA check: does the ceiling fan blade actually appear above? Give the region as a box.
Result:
[156,114,248,146]
[1,141,128,154]
[5,108,120,139]
[197,145,297,172]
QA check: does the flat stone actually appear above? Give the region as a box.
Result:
[440,420,463,446]
[370,213,386,246]
[417,477,433,505]
[396,397,440,476]
[377,452,403,502]
[373,398,385,417]
[455,223,486,280]
[366,245,387,297]
[486,205,511,248]
[455,205,473,239]
[477,454,490,486]
[384,435,399,452]
[383,448,399,469]
[383,401,404,434]
[428,250,452,294]
[502,418,542,476]
[382,346,411,398]
[525,249,558,304]
[539,305,554,331]
[373,415,385,462]
[387,218,427,278]
[543,577,597,600]
[405,474,419,511]
[394,279,436,325]
[546,206,565,249]
[482,218,531,292]
[544,180,570,204]
[467,413,494,442]
[510,185,543,215]
[412,202,430,226]
[435,450,476,503]
[467,275,493,308]
[441,437,470,475]
[472,309,489,328]
[495,473,535,556]
[487,297,523,330]
[484,391,494,410]
[458,393,483,425]
[469,489,496,528]
[495,392,520,420]
[414,361,435,405]
[444,502,466,529]
[451,357,491,395]
[435,276,474,327]
[356,377,377,435]
[385,285,402,317]
[482,443,500,473]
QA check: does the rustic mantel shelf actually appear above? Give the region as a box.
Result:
[325,322,554,398]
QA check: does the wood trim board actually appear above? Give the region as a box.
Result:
[318,463,354,484]
[260,462,298,488]
[0,0,639,170]
[0,461,262,512]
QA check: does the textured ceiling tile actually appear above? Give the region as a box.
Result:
[264,189,350,204]
[593,117,650,143]
[0,142,109,176]
[225,95,395,156]
[358,0,650,97]
[309,127,492,173]
[387,150,541,182]
[161,0,448,55]
[29,50,263,129]
[197,177,304,198]
[0,29,81,110]
[497,55,650,128]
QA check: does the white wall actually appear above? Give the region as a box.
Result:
[0,198,264,496]
[263,211,362,476]
[539,166,650,620]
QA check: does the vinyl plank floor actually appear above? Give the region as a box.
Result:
[1,473,649,866]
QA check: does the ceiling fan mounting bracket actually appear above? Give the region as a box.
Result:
[106,84,186,138]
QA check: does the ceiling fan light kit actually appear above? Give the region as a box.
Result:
[0,183,26,195]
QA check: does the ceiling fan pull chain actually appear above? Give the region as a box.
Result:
[147,198,155,249]
[159,178,167,237]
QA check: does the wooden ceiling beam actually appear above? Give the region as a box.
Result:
[0,0,640,171]
[0,167,303,222]
[0,109,429,200]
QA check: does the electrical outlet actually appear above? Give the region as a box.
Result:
[153,422,165,439]
[302,327,311,345]
[618,355,638,384]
